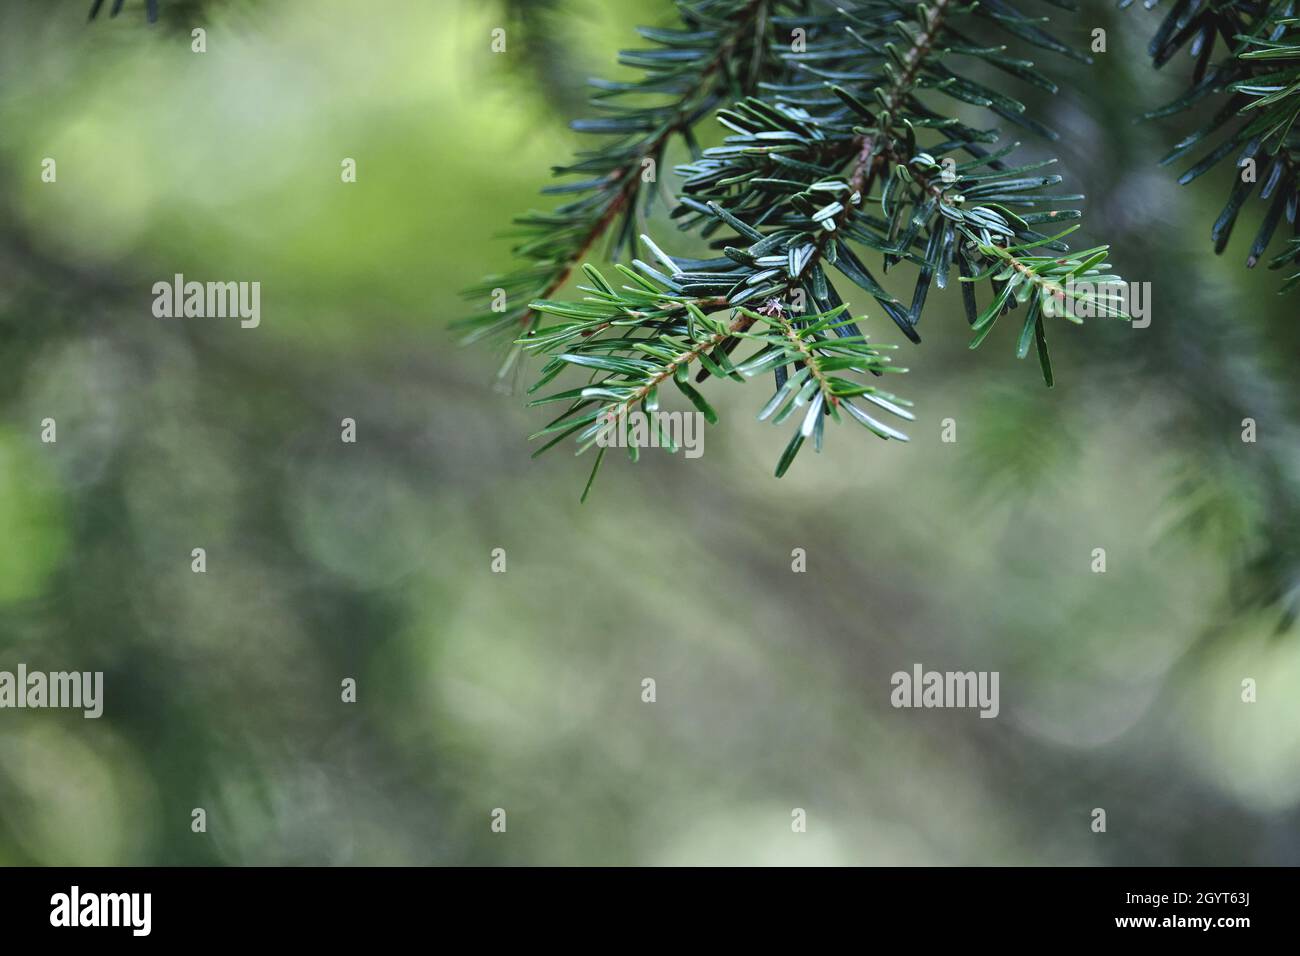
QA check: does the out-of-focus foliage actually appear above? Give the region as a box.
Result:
[88,0,161,22]
[0,0,1297,866]
[87,0,251,27]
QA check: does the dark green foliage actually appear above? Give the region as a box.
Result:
[1271,236,1300,289]
[485,0,1127,489]
[1128,0,1300,289]
[525,265,913,495]
[87,0,245,26]
[89,0,160,21]
[497,0,591,115]
[458,0,801,366]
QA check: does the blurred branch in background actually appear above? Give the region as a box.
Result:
[953,3,1300,636]
[88,0,161,22]
[499,0,591,118]
[0,0,1296,867]
[87,0,257,28]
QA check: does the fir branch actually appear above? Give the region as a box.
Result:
[1127,0,1300,289]
[459,0,797,371]
[1269,235,1300,289]
[510,0,1128,490]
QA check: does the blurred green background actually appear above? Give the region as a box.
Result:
[0,0,1297,865]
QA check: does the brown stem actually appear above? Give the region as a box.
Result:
[613,312,757,413]
[599,0,955,407]
[518,0,773,331]
[764,0,954,402]
[776,310,838,398]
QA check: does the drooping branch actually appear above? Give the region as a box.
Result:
[458,0,797,370]
[510,0,1128,490]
